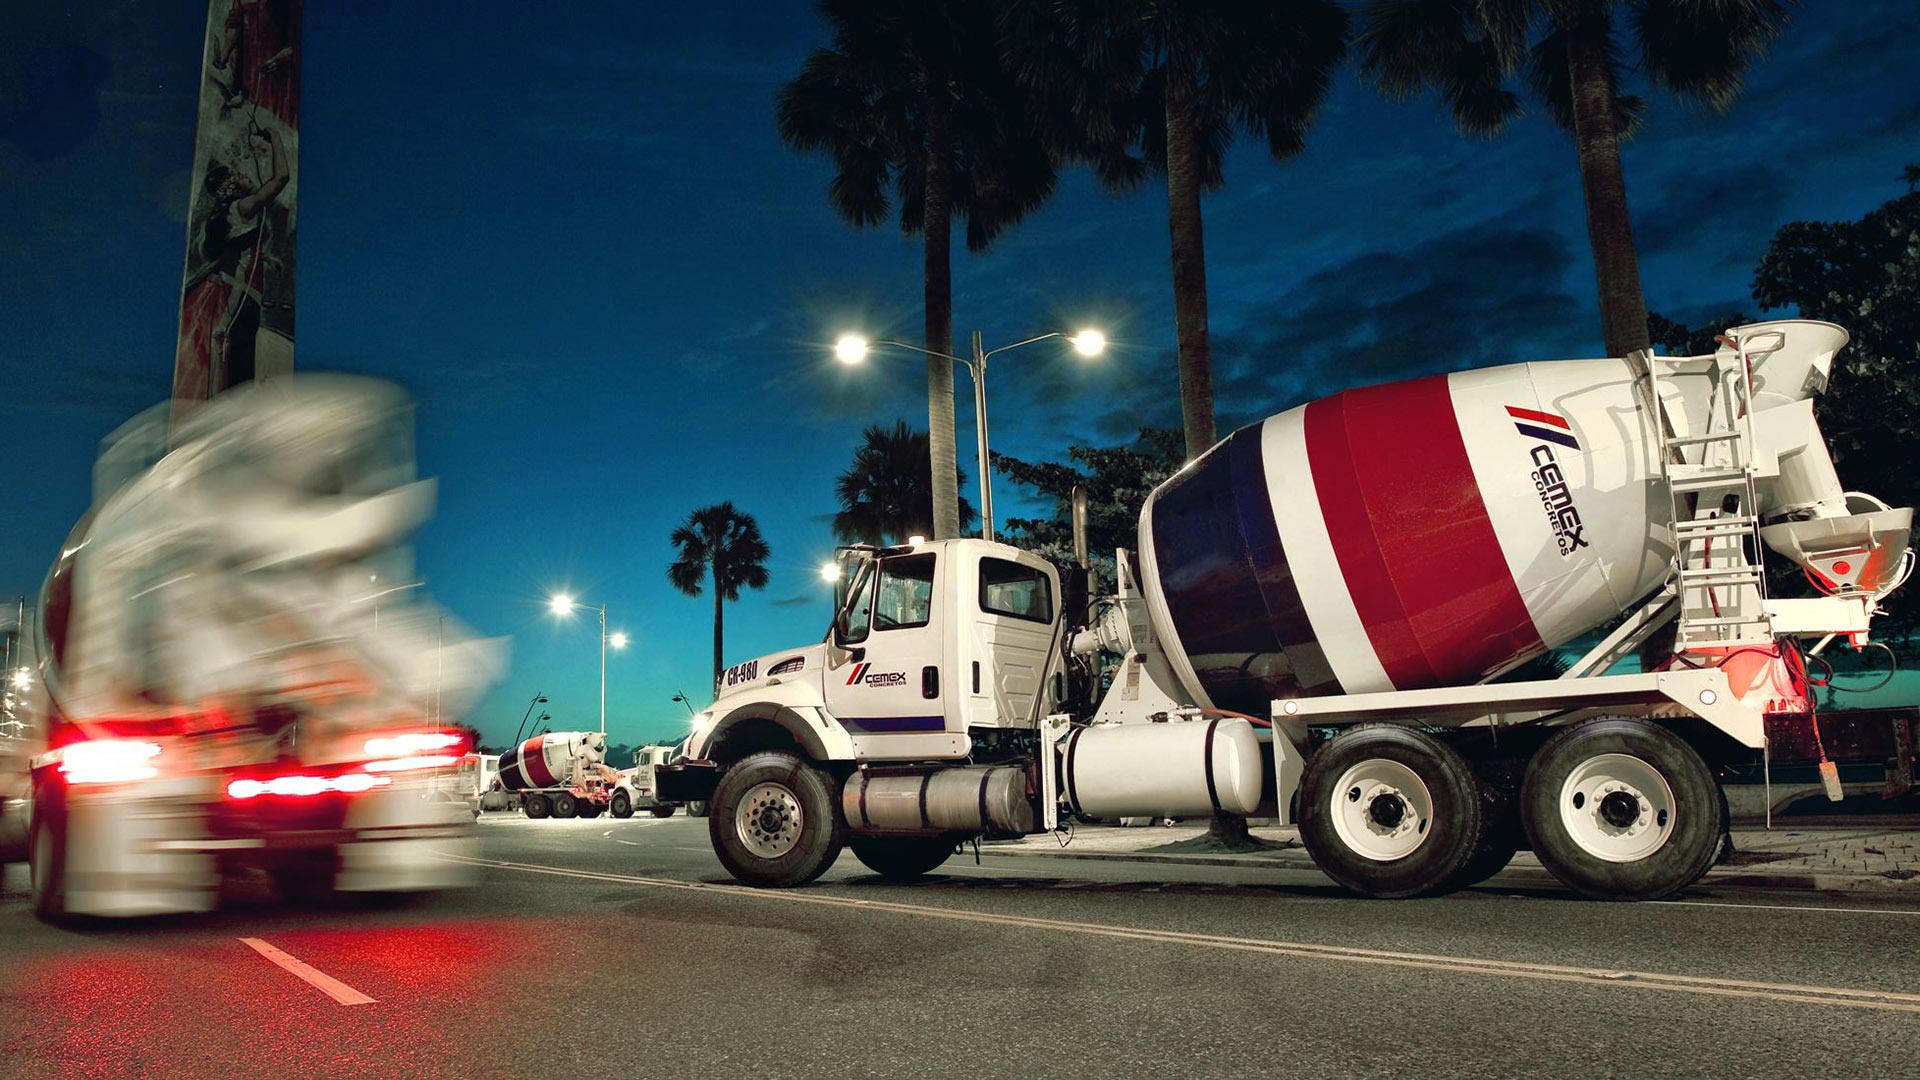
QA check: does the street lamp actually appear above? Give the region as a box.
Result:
[833,327,1106,542]
[819,560,840,582]
[671,691,697,718]
[548,594,627,736]
[511,691,549,747]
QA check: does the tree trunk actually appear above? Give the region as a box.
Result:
[711,566,724,691]
[923,68,960,540]
[1163,48,1217,462]
[1564,7,1649,359]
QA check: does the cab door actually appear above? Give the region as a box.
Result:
[823,551,965,759]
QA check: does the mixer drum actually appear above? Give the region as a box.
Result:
[498,731,604,791]
[1141,362,1672,714]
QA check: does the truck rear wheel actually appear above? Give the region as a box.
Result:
[28,780,70,923]
[551,793,578,818]
[1298,725,1483,899]
[524,793,550,819]
[1521,719,1720,901]
[849,835,956,881]
[687,800,709,818]
[577,802,604,819]
[610,791,633,818]
[649,804,676,818]
[709,751,845,888]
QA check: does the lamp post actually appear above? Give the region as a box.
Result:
[834,328,1105,542]
[671,691,696,718]
[549,594,627,736]
[511,691,549,747]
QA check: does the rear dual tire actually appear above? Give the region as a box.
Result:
[1299,726,1483,899]
[523,793,550,819]
[1520,719,1721,901]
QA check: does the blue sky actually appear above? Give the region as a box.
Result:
[5,1,1918,747]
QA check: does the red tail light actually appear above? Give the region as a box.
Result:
[362,730,466,773]
[227,773,392,800]
[58,740,162,784]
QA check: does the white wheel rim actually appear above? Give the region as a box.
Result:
[1558,753,1676,863]
[735,781,805,859]
[1329,758,1434,862]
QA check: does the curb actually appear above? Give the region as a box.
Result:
[980,843,1920,895]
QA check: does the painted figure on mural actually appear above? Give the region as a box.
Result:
[174,0,301,419]
[176,127,288,395]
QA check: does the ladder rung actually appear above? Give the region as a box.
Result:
[1673,521,1756,539]
[1680,615,1774,628]
[1666,430,1743,448]
[1679,635,1777,649]
[1670,470,1750,492]
[1678,567,1764,584]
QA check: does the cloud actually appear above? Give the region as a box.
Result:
[770,594,813,608]
[1635,161,1793,261]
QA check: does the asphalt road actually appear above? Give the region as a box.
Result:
[3,813,1919,1079]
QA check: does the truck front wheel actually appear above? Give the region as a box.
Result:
[610,791,633,819]
[849,835,956,881]
[709,751,845,887]
[1521,719,1720,901]
[1298,725,1483,899]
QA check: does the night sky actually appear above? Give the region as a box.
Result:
[5,2,1918,747]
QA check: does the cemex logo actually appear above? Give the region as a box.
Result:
[845,662,907,688]
[1508,404,1590,556]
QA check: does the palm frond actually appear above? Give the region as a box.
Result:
[1634,0,1796,112]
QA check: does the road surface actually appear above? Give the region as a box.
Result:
[3,814,1918,1078]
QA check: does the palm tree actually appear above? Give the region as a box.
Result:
[1357,0,1797,358]
[667,502,772,689]
[834,421,977,545]
[778,0,1061,540]
[1008,1,1350,460]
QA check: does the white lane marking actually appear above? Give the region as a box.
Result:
[616,839,644,846]
[239,938,377,1006]
[1652,899,1920,917]
[440,854,1920,1015]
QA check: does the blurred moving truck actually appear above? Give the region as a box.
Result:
[0,377,501,921]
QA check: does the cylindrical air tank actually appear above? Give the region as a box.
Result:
[1136,321,1855,715]
[498,731,605,791]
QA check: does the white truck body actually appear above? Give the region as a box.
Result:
[659,322,1914,900]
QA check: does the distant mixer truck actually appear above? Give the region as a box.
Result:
[499,731,625,819]
[657,321,1914,901]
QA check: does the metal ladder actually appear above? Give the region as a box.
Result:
[1634,334,1776,650]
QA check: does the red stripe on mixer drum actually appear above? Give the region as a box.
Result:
[520,737,557,788]
[1303,375,1543,689]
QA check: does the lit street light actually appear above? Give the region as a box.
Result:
[819,560,840,582]
[834,327,1106,542]
[548,594,627,736]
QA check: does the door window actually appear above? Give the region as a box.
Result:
[873,554,936,631]
[980,557,1053,623]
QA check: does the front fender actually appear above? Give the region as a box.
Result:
[695,682,854,764]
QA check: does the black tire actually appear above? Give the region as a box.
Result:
[523,793,550,819]
[28,779,69,923]
[1520,719,1721,901]
[271,850,340,906]
[649,804,676,819]
[551,792,578,818]
[708,751,846,887]
[687,800,709,818]
[849,835,956,881]
[610,791,633,819]
[577,802,604,819]
[1298,725,1484,899]
[1449,803,1523,890]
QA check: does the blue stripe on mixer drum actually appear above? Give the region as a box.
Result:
[1514,423,1580,450]
[840,715,947,733]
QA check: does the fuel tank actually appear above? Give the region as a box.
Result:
[1136,321,1869,714]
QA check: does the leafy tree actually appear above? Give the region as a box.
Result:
[1753,187,1920,519]
[1357,0,1797,359]
[667,502,773,688]
[834,420,977,545]
[778,1,1061,540]
[1008,1,1350,461]
[993,427,1186,577]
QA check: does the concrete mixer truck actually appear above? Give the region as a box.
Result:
[499,731,627,818]
[3,376,499,922]
[655,321,1913,901]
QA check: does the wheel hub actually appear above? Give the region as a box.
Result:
[736,781,805,859]
[1558,753,1677,864]
[1330,759,1433,862]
